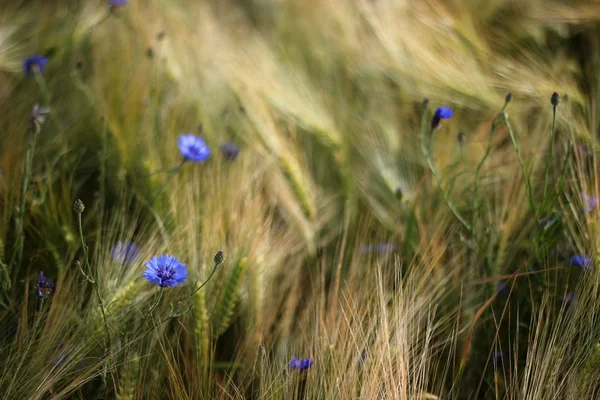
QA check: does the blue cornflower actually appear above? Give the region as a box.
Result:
[111,241,140,265]
[144,254,188,288]
[581,192,599,213]
[37,271,55,298]
[569,255,592,269]
[287,356,313,370]
[108,0,128,5]
[220,142,240,161]
[178,134,211,163]
[23,55,48,76]
[361,243,398,255]
[431,106,453,129]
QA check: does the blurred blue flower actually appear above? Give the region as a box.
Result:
[490,351,505,367]
[220,142,240,161]
[581,192,599,213]
[361,243,398,255]
[357,350,367,367]
[431,106,453,129]
[178,134,211,163]
[287,356,313,370]
[31,104,50,125]
[111,241,140,265]
[144,254,188,288]
[23,55,48,76]
[37,271,55,298]
[108,0,128,5]
[563,293,575,309]
[569,255,592,269]
[496,281,509,295]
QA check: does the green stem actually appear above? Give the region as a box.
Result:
[541,104,558,211]
[502,113,536,219]
[556,140,572,198]
[34,74,66,137]
[77,213,112,351]
[148,160,187,205]
[99,118,108,221]
[10,122,41,274]
[469,101,510,249]
[128,261,220,342]
[420,106,472,231]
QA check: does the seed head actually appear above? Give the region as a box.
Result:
[214,250,224,265]
[551,92,560,107]
[73,199,85,213]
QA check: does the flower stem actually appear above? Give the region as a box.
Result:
[502,112,536,219]
[541,103,558,212]
[9,121,41,275]
[77,212,112,351]
[148,159,187,205]
[420,105,472,231]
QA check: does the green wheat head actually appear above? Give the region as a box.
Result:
[214,257,248,338]
[116,351,139,400]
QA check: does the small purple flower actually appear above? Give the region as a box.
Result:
[431,106,453,129]
[361,243,398,255]
[37,271,55,298]
[23,55,48,76]
[581,192,599,213]
[31,104,50,125]
[569,255,592,269]
[178,134,211,163]
[111,241,140,265]
[490,351,505,367]
[108,0,128,5]
[220,143,240,161]
[496,281,509,295]
[288,356,313,370]
[143,254,188,288]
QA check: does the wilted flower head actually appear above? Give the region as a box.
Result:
[31,104,50,125]
[288,356,313,370]
[431,106,453,129]
[111,241,140,265]
[361,243,398,255]
[37,271,55,298]
[144,254,188,288]
[220,142,240,161]
[178,134,211,163]
[23,55,48,76]
[569,254,592,269]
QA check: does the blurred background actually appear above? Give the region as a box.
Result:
[1,1,600,399]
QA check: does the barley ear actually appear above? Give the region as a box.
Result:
[214,257,248,338]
